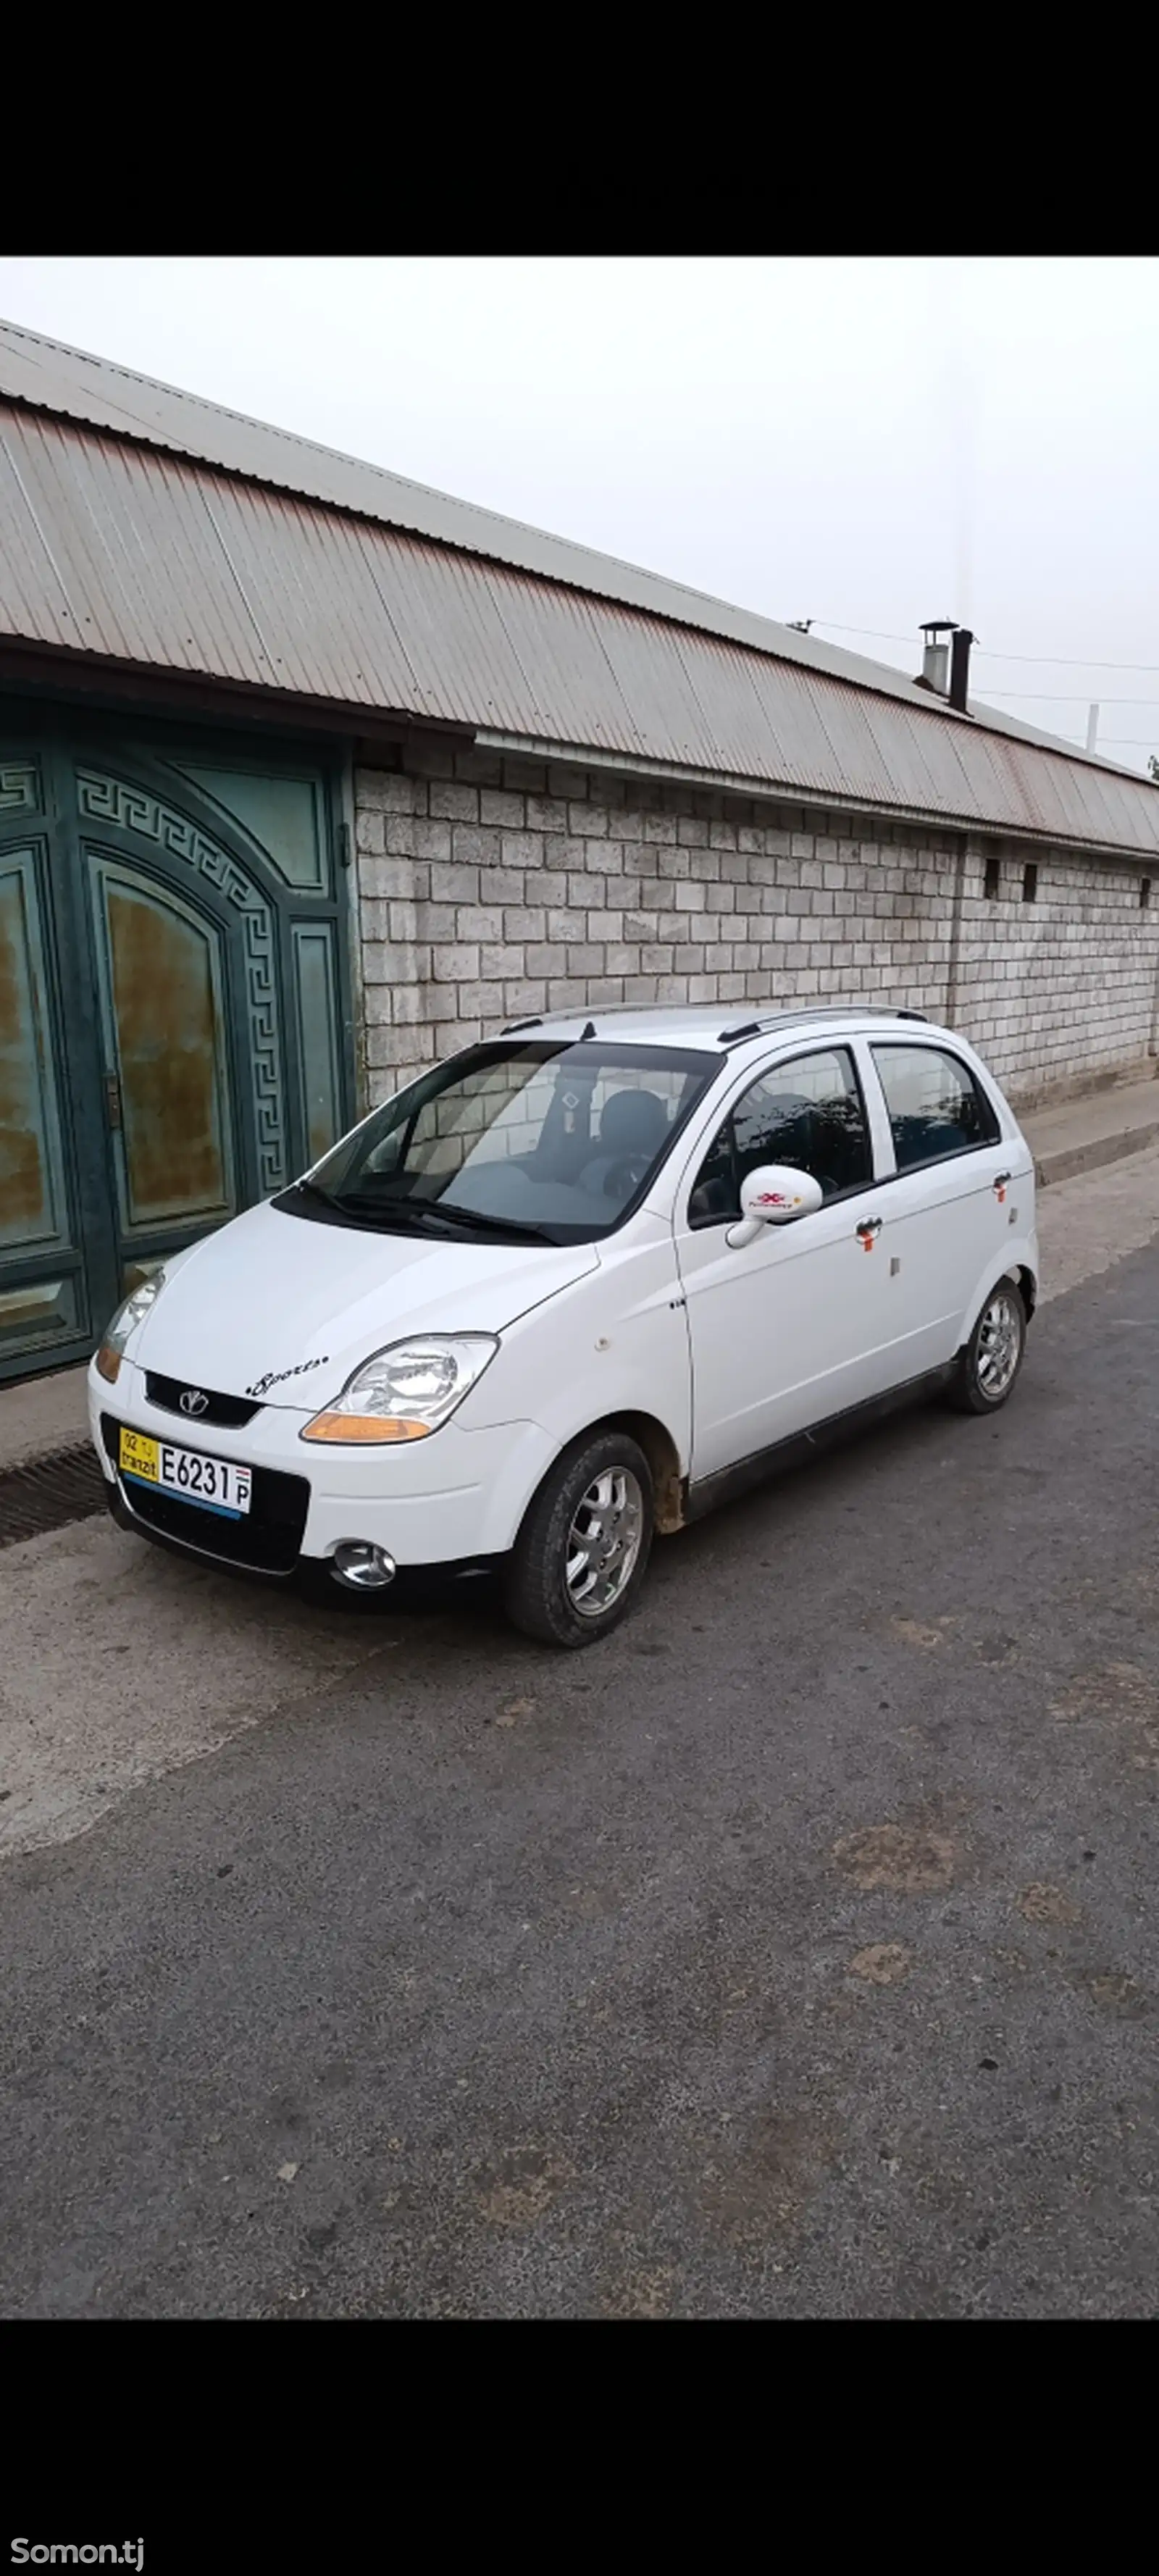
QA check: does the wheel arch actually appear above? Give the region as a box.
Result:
[958,1243,1038,1352]
[519,1408,687,1538]
[597,1410,687,1532]
[1011,1262,1037,1321]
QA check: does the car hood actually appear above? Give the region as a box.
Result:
[133,1197,598,1405]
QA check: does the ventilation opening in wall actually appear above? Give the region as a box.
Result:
[1021,861,1038,903]
[984,855,1001,900]
[1142,877,1152,911]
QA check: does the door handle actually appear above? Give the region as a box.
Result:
[104,1070,122,1132]
[855,1216,882,1250]
[993,1170,1011,1203]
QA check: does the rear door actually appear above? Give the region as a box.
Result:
[855,1037,1020,1374]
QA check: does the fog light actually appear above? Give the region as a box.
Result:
[330,1541,396,1592]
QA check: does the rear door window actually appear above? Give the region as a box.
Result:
[871,1045,1000,1172]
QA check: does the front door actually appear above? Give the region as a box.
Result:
[674,1042,900,1480]
[0,721,354,1382]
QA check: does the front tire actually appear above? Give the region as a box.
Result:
[947,1276,1027,1414]
[504,1429,654,1647]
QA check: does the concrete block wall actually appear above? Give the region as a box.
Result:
[950,846,1157,1105]
[354,744,1159,1111]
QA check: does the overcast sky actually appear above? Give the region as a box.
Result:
[2,256,1158,774]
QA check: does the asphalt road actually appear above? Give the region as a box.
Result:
[2,1233,1158,2318]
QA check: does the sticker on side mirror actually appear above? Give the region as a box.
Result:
[739,1165,826,1226]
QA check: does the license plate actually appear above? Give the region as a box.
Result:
[119,1426,251,1518]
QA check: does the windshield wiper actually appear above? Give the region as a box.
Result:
[420,1201,556,1245]
[296,1176,343,1210]
[317,1184,551,1247]
[332,1189,553,1245]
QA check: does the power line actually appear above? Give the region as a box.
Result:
[976,651,1159,672]
[811,621,931,646]
[811,619,1159,674]
[975,691,1159,706]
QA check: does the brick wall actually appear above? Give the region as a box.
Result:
[354,744,1159,1111]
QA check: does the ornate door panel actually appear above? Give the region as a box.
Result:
[0,721,354,1382]
[0,786,91,1368]
[88,860,236,1236]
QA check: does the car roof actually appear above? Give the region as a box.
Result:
[500,1002,948,1053]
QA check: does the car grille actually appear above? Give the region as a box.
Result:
[144,1371,261,1429]
[101,1415,309,1575]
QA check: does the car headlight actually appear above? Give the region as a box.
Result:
[94,1269,168,1386]
[301,1335,499,1444]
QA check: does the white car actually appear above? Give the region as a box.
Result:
[88,1004,1038,1648]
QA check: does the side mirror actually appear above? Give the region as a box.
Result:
[727,1163,824,1249]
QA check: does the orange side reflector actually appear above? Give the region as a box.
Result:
[301,1415,430,1444]
[95,1345,122,1384]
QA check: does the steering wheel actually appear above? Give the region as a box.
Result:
[602,1153,650,1199]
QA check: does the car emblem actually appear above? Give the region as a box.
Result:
[179,1387,209,1417]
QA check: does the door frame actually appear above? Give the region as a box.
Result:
[0,698,358,1384]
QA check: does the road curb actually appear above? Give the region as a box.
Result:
[1034,1118,1159,1189]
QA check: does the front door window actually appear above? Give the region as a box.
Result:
[689,1044,873,1225]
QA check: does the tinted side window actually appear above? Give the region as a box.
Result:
[873,1045,999,1171]
[687,1047,871,1225]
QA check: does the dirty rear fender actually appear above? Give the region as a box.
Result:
[958,1224,1040,1347]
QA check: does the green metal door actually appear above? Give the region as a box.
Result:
[0,803,91,1360]
[0,717,355,1383]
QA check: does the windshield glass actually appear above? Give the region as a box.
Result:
[296,1039,721,1244]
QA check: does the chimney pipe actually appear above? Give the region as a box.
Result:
[949,627,974,714]
[919,619,955,696]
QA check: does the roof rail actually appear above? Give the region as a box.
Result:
[717,1005,929,1045]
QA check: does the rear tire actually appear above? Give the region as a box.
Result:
[946,1277,1026,1414]
[504,1429,654,1647]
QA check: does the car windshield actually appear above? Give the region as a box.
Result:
[293,1038,721,1245]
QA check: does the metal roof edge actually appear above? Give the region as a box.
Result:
[473,728,1157,861]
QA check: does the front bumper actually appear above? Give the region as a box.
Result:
[89,1359,557,1578]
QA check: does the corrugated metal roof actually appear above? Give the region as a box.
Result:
[1,313,1142,782]
[0,314,947,708]
[0,388,1157,859]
